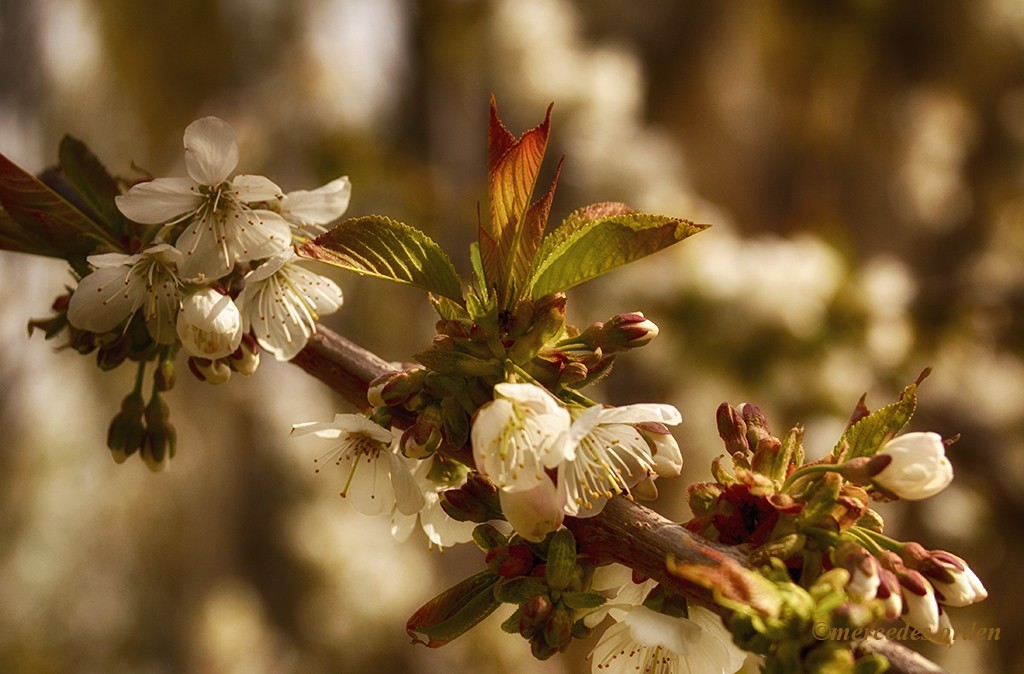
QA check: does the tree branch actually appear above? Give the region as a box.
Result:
[293,326,947,674]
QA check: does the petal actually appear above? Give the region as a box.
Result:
[346,453,395,516]
[228,209,291,263]
[390,509,418,542]
[85,252,137,268]
[281,177,352,225]
[389,450,427,515]
[231,174,283,202]
[498,478,564,542]
[184,116,239,185]
[597,403,682,426]
[68,265,143,333]
[143,267,181,344]
[290,421,346,439]
[116,177,202,224]
[175,213,233,281]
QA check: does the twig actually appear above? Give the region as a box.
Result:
[293,326,947,674]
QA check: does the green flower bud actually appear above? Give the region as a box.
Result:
[367,368,426,407]
[542,605,573,649]
[716,403,749,455]
[107,392,146,463]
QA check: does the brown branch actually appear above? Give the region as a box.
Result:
[293,326,947,674]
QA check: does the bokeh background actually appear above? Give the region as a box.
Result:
[2,0,1023,672]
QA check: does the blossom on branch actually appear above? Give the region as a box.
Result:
[292,414,424,517]
[471,382,572,491]
[115,116,291,281]
[589,605,745,674]
[558,403,682,517]
[235,248,344,361]
[67,243,182,343]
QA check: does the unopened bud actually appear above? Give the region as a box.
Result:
[140,422,176,472]
[188,356,231,385]
[530,635,559,660]
[368,368,426,407]
[154,357,176,391]
[581,312,659,353]
[485,543,535,578]
[739,403,770,445]
[96,335,131,371]
[507,294,567,362]
[228,333,260,376]
[401,409,443,459]
[558,361,589,385]
[716,403,749,455]
[686,482,723,517]
[107,392,146,463]
[521,594,553,631]
[542,605,573,649]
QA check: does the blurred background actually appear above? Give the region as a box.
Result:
[1,0,1022,672]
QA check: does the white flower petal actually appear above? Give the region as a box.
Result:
[388,451,427,515]
[498,477,565,542]
[281,177,352,226]
[231,174,283,203]
[596,403,682,427]
[346,450,395,516]
[116,177,202,224]
[68,265,144,333]
[229,209,292,263]
[183,116,239,186]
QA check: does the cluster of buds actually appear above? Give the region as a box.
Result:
[474,527,602,659]
[682,383,985,663]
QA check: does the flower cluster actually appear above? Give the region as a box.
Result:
[55,117,348,468]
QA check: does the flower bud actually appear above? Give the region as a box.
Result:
[176,287,243,359]
[582,311,659,353]
[716,403,749,455]
[638,422,683,478]
[542,605,573,649]
[485,543,535,578]
[832,542,881,602]
[227,333,260,376]
[367,368,426,407]
[107,392,146,463]
[739,403,770,446]
[686,482,723,517]
[154,357,176,391]
[140,394,175,471]
[96,334,131,371]
[188,356,232,385]
[520,594,553,632]
[873,432,953,500]
[906,546,987,607]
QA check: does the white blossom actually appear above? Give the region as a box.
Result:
[559,404,682,517]
[235,248,344,361]
[590,605,746,674]
[874,432,954,500]
[471,382,571,491]
[115,116,291,281]
[292,414,424,517]
[390,458,476,549]
[67,243,182,343]
[176,287,243,359]
[279,177,351,237]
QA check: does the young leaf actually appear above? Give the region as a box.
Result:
[58,135,131,239]
[0,150,121,261]
[529,210,707,299]
[299,215,464,301]
[406,569,502,648]
[480,99,555,309]
[832,383,918,462]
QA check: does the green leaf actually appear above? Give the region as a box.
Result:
[833,383,918,462]
[561,592,607,610]
[299,215,464,301]
[406,569,502,648]
[529,208,707,299]
[493,576,548,604]
[58,135,131,239]
[0,150,121,261]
